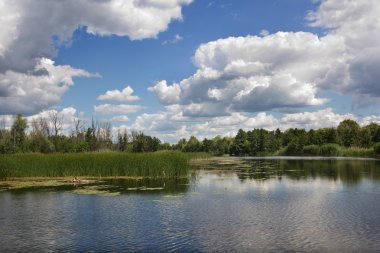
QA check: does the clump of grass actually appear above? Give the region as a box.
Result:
[341,147,374,158]
[319,143,342,156]
[0,152,208,179]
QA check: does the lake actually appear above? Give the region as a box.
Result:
[1,157,380,252]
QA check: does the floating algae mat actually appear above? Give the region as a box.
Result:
[73,185,121,197]
[0,177,190,196]
[0,179,75,191]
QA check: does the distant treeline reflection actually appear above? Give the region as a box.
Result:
[198,159,380,185]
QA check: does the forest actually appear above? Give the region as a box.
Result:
[1,114,380,157]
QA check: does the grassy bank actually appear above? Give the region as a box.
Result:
[0,152,208,179]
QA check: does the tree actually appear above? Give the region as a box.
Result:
[175,138,187,151]
[28,117,54,153]
[359,127,371,148]
[364,123,380,144]
[73,113,85,141]
[184,136,200,152]
[231,129,249,155]
[131,132,161,152]
[11,114,28,151]
[85,127,95,151]
[117,129,129,152]
[337,119,360,147]
[49,111,63,137]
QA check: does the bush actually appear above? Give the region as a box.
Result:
[374,142,380,157]
[320,143,341,156]
[302,145,320,156]
[342,147,373,157]
[284,141,299,155]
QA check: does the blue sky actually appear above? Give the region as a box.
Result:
[1,0,380,142]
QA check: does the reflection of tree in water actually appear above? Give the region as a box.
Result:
[235,160,279,182]
[200,158,380,186]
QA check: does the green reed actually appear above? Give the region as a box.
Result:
[0,152,208,179]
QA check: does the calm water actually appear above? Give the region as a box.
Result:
[1,158,380,252]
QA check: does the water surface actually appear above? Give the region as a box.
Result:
[1,157,380,252]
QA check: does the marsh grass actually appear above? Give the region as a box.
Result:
[0,152,208,179]
[341,147,374,158]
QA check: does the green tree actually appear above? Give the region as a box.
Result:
[337,119,360,147]
[85,127,96,151]
[184,136,201,152]
[364,123,380,144]
[11,114,28,151]
[359,127,371,148]
[231,129,250,155]
[175,138,187,151]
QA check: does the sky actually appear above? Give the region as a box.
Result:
[1,0,380,143]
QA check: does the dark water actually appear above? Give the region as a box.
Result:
[1,158,380,252]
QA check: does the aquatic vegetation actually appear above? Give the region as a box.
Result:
[0,179,74,191]
[0,152,208,179]
[72,185,121,196]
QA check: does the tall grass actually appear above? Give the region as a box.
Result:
[0,152,208,179]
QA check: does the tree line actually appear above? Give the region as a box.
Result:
[1,114,380,156]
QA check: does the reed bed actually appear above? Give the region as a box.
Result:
[0,152,208,179]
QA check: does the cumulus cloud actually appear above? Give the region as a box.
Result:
[0,0,192,115]
[279,108,356,129]
[0,58,94,115]
[361,115,380,126]
[149,0,380,115]
[148,80,181,105]
[307,0,380,101]
[149,32,339,115]
[94,104,144,115]
[97,85,139,102]
[0,0,192,73]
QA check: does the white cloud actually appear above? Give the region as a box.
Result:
[148,80,181,105]
[94,104,144,115]
[0,0,192,115]
[0,0,192,73]
[111,115,130,122]
[361,115,380,126]
[0,115,15,129]
[0,58,95,115]
[280,108,356,129]
[97,85,139,102]
[162,34,183,45]
[307,0,380,101]
[259,29,269,37]
[150,32,340,115]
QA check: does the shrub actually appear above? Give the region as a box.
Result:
[374,142,380,157]
[320,143,341,156]
[302,145,320,156]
